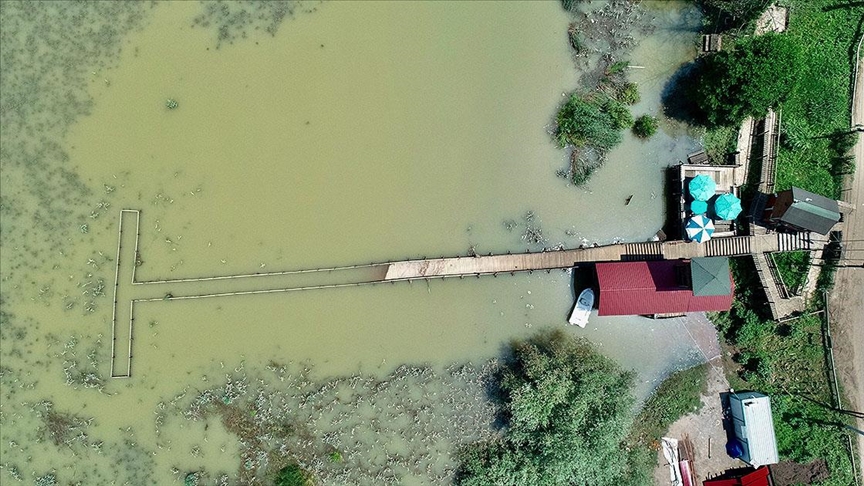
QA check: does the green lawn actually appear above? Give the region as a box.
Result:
[775,1,860,198]
[771,250,811,295]
[627,364,709,471]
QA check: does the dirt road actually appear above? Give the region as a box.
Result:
[828,54,864,482]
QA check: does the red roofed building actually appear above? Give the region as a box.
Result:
[703,466,773,486]
[596,258,734,317]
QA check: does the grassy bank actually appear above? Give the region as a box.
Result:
[698,0,860,197]
[690,3,861,481]
[709,259,856,485]
[770,250,811,295]
[627,364,709,474]
[774,1,860,197]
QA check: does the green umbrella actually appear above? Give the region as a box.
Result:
[690,200,708,214]
[688,175,716,202]
[714,193,742,220]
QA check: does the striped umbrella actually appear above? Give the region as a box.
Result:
[686,214,715,243]
[688,175,716,202]
[714,193,742,220]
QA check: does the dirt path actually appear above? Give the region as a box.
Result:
[828,54,864,483]
[652,360,741,485]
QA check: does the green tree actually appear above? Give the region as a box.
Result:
[457,330,642,486]
[695,33,802,127]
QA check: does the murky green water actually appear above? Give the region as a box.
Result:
[1,1,704,483]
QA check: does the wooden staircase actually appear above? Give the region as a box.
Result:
[623,242,664,260]
[704,236,752,257]
[777,231,811,252]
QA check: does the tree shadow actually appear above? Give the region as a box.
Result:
[661,60,709,127]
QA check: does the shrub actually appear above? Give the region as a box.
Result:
[617,82,640,105]
[702,125,738,163]
[555,93,624,150]
[606,60,630,76]
[275,464,311,486]
[603,97,634,130]
[632,115,658,139]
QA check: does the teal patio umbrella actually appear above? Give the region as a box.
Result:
[690,200,708,214]
[714,193,742,220]
[688,175,716,202]
[686,214,715,243]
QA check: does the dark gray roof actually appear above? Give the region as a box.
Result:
[780,187,840,235]
[690,257,731,296]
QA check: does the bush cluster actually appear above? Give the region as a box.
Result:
[555,92,632,150]
[632,115,658,139]
[457,330,648,486]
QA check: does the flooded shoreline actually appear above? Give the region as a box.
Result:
[1,1,706,483]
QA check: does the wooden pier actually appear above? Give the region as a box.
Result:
[109,210,811,377]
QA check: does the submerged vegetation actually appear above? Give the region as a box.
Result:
[168,361,500,484]
[554,0,647,185]
[189,1,300,48]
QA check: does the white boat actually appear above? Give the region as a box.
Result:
[568,288,594,328]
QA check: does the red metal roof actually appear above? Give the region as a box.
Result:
[703,466,771,486]
[596,260,733,316]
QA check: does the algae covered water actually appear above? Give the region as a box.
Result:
[0,1,704,483]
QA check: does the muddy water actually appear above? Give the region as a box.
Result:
[1,1,705,483]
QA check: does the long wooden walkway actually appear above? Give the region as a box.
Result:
[384,235,782,279]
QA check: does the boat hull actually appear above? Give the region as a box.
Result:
[568,288,594,328]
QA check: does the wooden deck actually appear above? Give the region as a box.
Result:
[757,109,781,194]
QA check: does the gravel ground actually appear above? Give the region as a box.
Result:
[653,358,742,485]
